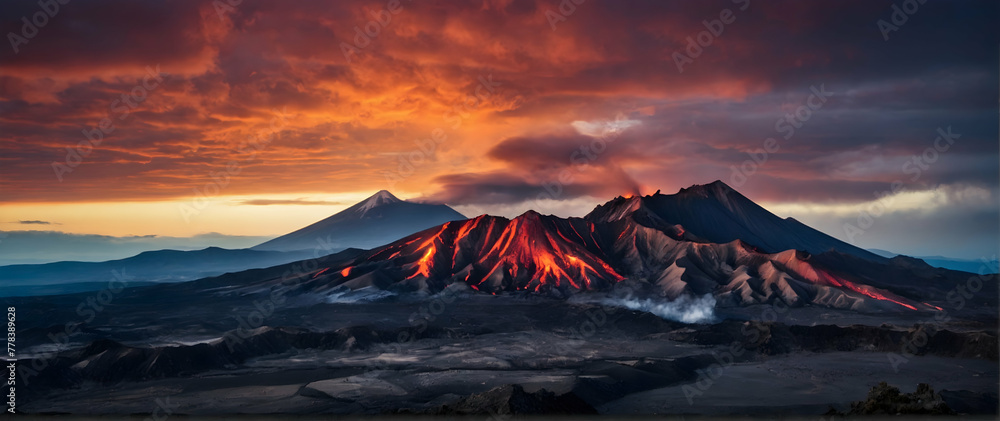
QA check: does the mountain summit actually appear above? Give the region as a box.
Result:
[357,190,402,215]
[586,180,884,262]
[252,190,466,252]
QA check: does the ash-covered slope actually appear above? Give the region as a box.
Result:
[252,190,467,252]
[586,180,885,262]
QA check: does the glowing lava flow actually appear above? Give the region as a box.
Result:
[780,253,921,310]
[819,270,918,310]
[847,285,918,311]
[406,247,436,279]
[312,268,330,279]
[363,212,626,293]
[566,255,595,287]
[451,216,483,263]
[340,267,351,277]
[535,251,578,288]
[472,212,625,291]
[403,223,450,280]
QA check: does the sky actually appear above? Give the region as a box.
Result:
[0,0,997,261]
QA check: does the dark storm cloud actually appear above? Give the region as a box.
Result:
[424,172,610,205]
[0,0,209,73]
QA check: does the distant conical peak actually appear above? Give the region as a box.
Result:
[371,189,400,201]
[357,190,402,213]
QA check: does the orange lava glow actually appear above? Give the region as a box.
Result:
[773,252,924,310]
[452,216,483,263]
[312,268,330,279]
[473,214,624,291]
[851,286,918,311]
[402,223,450,280]
[819,271,918,310]
[797,257,920,310]
[370,214,628,293]
[535,251,578,288]
[340,267,351,277]
[406,246,436,280]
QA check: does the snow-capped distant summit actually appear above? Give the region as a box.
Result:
[252,190,466,252]
[357,190,403,215]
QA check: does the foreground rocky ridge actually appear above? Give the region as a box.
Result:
[13,295,998,416]
[19,307,997,401]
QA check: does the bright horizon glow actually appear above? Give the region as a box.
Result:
[0,191,422,237]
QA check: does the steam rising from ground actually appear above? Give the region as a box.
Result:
[603,294,716,323]
[324,287,397,303]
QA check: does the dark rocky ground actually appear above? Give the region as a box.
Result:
[6,285,997,416]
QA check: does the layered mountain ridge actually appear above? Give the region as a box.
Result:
[1,190,468,297]
[586,180,885,261]
[258,181,983,313]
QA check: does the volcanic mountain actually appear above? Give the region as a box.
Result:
[586,180,885,261]
[263,182,987,312]
[252,190,467,252]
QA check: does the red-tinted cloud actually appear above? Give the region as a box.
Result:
[0,0,995,208]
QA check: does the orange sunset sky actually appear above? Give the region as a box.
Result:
[0,0,997,260]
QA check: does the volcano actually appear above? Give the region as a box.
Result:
[586,180,885,261]
[276,182,976,312]
[252,190,467,252]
